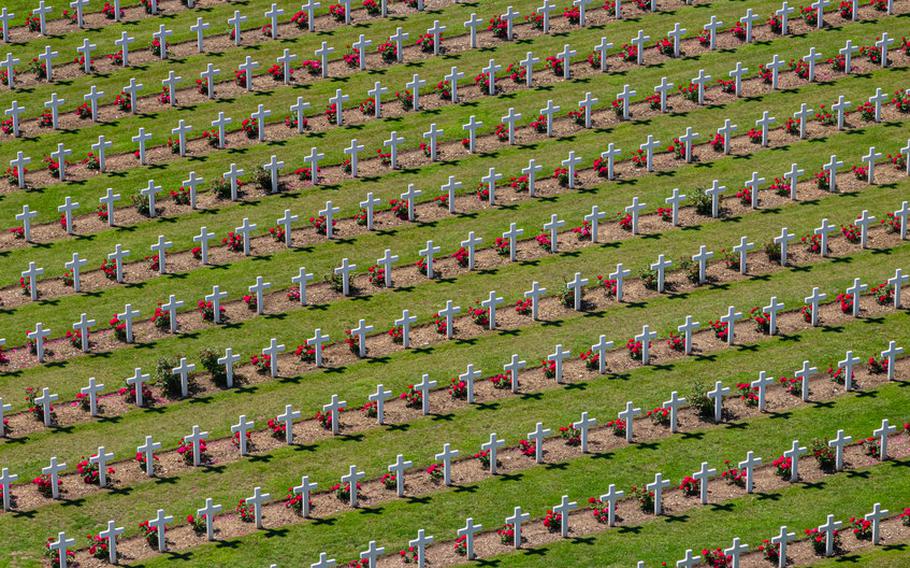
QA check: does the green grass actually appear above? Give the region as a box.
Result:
[4,354,904,566]
[1,0,895,195]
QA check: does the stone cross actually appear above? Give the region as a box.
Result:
[301,0,319,31]
[89,446,115,487]
[664,391,686,433]
[262,338,285,377]
[235,218,257,255]
[771,527,796,568]
[502,107,522,144]
[341,465,365,507]
[131,127,151,164]
[588,335,612,375]
[423,124,442,161]
[9,151,29,188]
[707,381,730,422]
[619,401,642,443]
[0,7,14,42]
[49,533,76,568]
[194,498,222,541]
[462,115,482,152]
[444,67,464,102]
[873,419,897,461]
[552,495,577,538]
[599,484,624,526]
[34,387,58,426]
[647,472,671,514]
[831,95,851,130]
[635,325,657,365]
[693,462,717,505]
[214,348,239,389]
[293,476,317,517]
[703,16,723,49]
[276,209,298,247]
[782,439,807,482]
[183,425,209,467]
[306,329,330,367]
[845,278,867,317]
[505,506,531,548]
[881,341,903,381]
[413,374,437,416]
[427,20,445,56]
[169,357,194,398]
[889,268,908,308]
[4,100,24,137]
[609,263,631,302]
[457,518,483,560]
[504,354,525,393]
[244,486,270,529]
[97,521,123,563]
[720,306,742,346]
[91,136,111,172]
[803,47,822,81]
[733,236,755,274]
[828,430,853,471]
[400,184,422,221]
[815,218,837,257]
[388,454,412,497]
[21,262,43,301]
[315,42,334,78]
[654,77,673,113]
[567,272,588,311]
[42,456,66,498]
[28,322,52,363]
[523,281,546,321]
[547,344,571,384]
[79,377,104,417]
[776,1,795,34]
[676,316,699,356]
[291,267,315,306]
[876,33,894,68]
[865,503,889,545]
[438,300,460,339]
[861,147,883,185]
[692,245,714,284]
[435,443,459,486]
[126,368,150,407]
[275,404,300,444]
[312,553,336,568]
[624,196,647,233]
[148,509,173,552]
[818,515,843,556]
[738,450,762,493]
[650,255,672,293]
[716,120,736,155]
[639,136,661,172]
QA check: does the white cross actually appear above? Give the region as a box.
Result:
[276,404,300,444]
[831,95,851,130]
[579,336,607,378]
[457,518,483,560]
[881,341,904,381]
[341,465,365,507]
[540,214,565,253]
[359,541,384,568]
[68,313,93,354]
[691,245,713,284]
[618,401,642,443]
[275,209,298,247]
[776,1,795,34]
[828,430,853,471]
[862,147,883,185]
[195,498,221,541]
[307,329,330,367]
[348,319,373,358]
[126,368,150,407]
[203,286,227,325]
[504,354,525,393]
[835,350,860,392]
[502,107,521,144]
[301,0,319,31]
[247,276,271,315]
[594,484,622,527]
[129,127,151,165]
[334,257,356,296]
[889,268,908,308]
[423,123,442,161]
[387,454,412,497]
[49,533,76,568]
[191,227,214,265]
[34,386,59,427]
[28,322,51,363]
[869,87,891,122]
[876,33,894,68]
[818,515,843,556]
[650,254,672,293]
[845,278,867,318]
[0,53,18,89]
[2,98,24,134]
[376,249,398,288]
[647,472,671,514]
[505,505,531,548]
[674,316,699,357]
[0,8,14,42]
[545,343,570,384]
[89,446,115,487]
[400,184,421,221]
[865,503,889,545]
[436,176,459,216]
[772,527,795,567]
[291,267,315,306]
[873,418,897,461]
[779,439,806,482]
[0,398,11,438]
[662,391,686,433]
[894,200,910,239]
[42,456,66,498]
[262,338,285,377]
[361,83,386,119]
[635,325,657,365]
[823,155,845,193]
[424,20,445,56]
[227,10,247,46]
[434,443,459,486]
[814,218,836,256]
[368,384,393,425]
[235,217,257,255]
[79,377,104,417]
[549,495,577,538]
[720,306,743,346]
[91,521,124,565]
[707,381,730,422]
[148,509,173,552]
[688,461,716,506]
[808,0,832,24]
[439,66,464,104]
[91,135,111,172]
[731,236,754,274]
[462,115,482,152]
[184,425,209,467]
[244,486,270,529]
[213,347,239,388]
[343,139,365,177]
[157,295,182,334]
[609,263,631,302]
[566,272,588,311]
[781,164,802,201]
[293,476,317,517]
[315,42,334,78]
[169,357,194,398]
[9,151,29,188]
[703,15,723,49]
[20,261,43,302]
[312,553,336,568]
[152,25,172,59]
[519,282,545,322]
[480,59,502,95]
[481,167,502,206]
[801,47,823,82]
